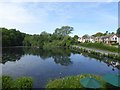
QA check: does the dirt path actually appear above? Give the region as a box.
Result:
[72,45,119,56]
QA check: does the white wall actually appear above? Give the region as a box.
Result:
[118,37,120,45]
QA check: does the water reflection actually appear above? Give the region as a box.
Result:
[71,49,120,70]
[2,47,24,64]
[2,47,120,69]
[2,47,72,66]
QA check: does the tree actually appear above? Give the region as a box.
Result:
[117,27,120,34]
[41,31,49,35]
[111,32,115,34]
[82,34,89,38]
[1,28,25,47]
[54,26,73,36]
[104,31,109,35]
[92,32,104,37]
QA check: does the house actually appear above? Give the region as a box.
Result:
[88,36,95,43]
[78,34,119,45]
[101,34,118,45]
[101,35,110,44]
[95,36,102,42]
[78,36,95,43]
[117,34,120,45]
[108,34,118,45]
[78,37,83,42]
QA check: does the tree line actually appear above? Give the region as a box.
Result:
[1,26,119,47]
[1,26,79,48]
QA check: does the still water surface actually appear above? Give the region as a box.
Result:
[1,47,119,88]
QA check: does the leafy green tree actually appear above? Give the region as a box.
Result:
[105,31,108,35]
[71,35,79,44]
[1,28,25,47]
[54,26,73,36]
[82,34,89,38]
[117,27,120,34]
[92,32,104,37]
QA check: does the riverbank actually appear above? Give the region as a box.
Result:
[79,43,119,53]
[71,45,120,62]
[72,45,119,56]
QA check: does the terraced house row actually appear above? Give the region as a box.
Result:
[78,34,120,45]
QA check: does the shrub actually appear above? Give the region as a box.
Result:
[12,77,33,89]
[1,75,33,89]
[2,76,13,89]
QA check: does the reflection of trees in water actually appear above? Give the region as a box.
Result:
[53,56,72,66]
[2,47,72,66]
[2,47,120,68]
[71,49,120,70]
[51,48,72,66]
[2,47,24,64]
[24,47,72,66]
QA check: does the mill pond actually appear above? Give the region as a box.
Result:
[1,47,120,88]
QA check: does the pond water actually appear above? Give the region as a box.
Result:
[1,47,119,88]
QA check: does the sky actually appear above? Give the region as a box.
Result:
[0,0,119,36]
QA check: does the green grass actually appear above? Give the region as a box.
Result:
[79,42,119,52]
[46,74,107,89]
[1,75,33,89]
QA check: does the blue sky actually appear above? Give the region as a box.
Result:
[0,1,118,36]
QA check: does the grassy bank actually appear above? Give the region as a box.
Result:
[1,75,33,89]
[46,74,107,89]
[70,46,120,61]
[79,43,119,52]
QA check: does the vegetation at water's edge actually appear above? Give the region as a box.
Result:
[79,42,119,52]
[71,46,120,61]
[1,75,33,89]
[46,74,107,89]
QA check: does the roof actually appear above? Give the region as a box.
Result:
[101,34,114,39]
[82,35,95,39]
[116,34,120,37]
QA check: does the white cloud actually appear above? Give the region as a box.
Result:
[0,2,49,32]
[0,3,37,24]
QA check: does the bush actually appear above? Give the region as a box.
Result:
[1,75,33,89]
[2,76,13,89]
[12,77,33,89]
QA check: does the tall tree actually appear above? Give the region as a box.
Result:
[117,27,120,34]
[54,26,73,36]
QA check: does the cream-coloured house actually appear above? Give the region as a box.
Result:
[88,36,95,43]
[101,34,119,45]
[78,34,119,45]
[95,36,102,42]
[117,34,120,45]
[78,36,95,43]
[78,37,83,42]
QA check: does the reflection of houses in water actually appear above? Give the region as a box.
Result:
[105,60,120,70]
